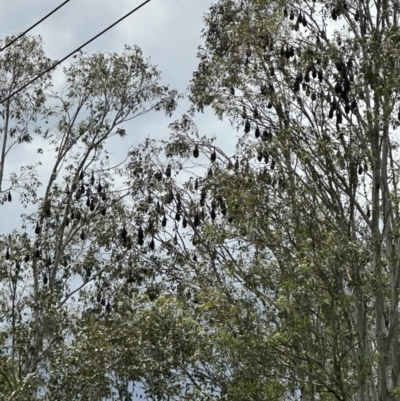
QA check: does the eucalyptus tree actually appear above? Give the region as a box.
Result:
[0,34,179,400]
[108,0,400,400]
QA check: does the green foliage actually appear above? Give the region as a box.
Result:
[3,0,400,399]
[0,35,179,400]
[104,0,400,400]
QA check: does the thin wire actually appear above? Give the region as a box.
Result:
[0,0,152,105]
[0,0,72,53]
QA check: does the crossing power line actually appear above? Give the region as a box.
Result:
[0,0,72,53]
[0,0,152,105]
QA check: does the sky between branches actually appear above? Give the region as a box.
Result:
[0,0,234,234]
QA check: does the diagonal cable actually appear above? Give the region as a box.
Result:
[0,0,152,105]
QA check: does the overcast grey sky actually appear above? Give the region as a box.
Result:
[0,0,236,233]
[1,0,232,131]
[3,0,210,89]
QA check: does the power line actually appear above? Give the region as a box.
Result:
[0,0,152,105]
[0,0,72,53]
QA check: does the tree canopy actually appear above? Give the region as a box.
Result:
[1,0,400,400]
